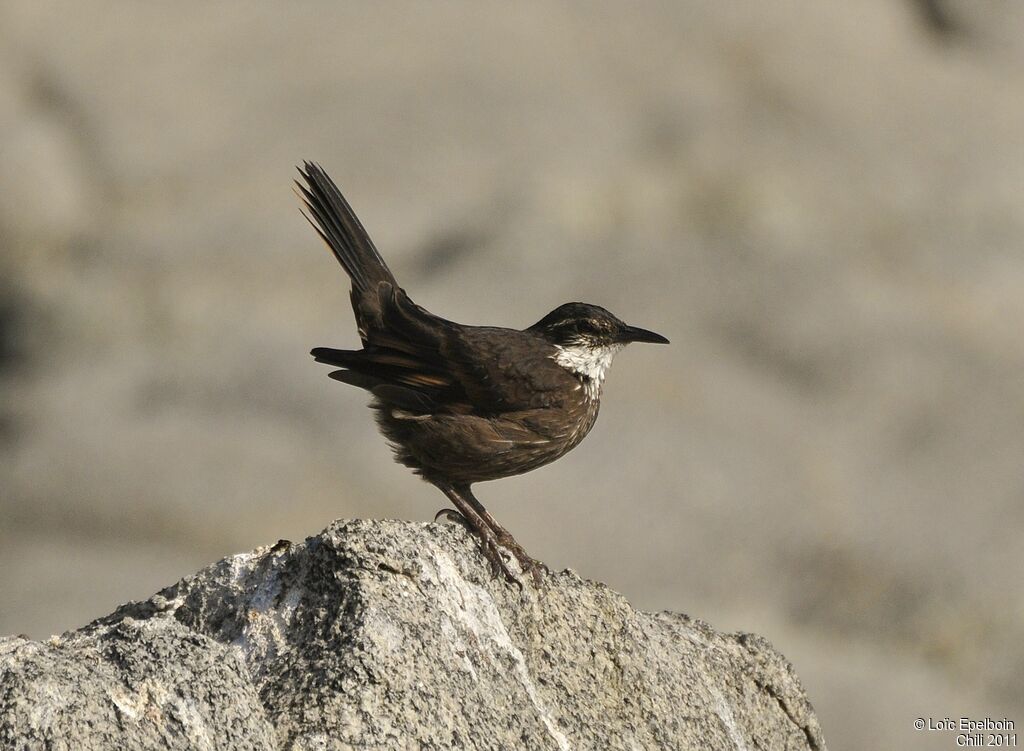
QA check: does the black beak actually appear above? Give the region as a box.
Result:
[621,325,670,345]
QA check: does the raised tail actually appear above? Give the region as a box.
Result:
[296,162,398,336]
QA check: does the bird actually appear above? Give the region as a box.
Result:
[296,162,668,584]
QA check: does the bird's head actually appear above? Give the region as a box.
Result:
[529,302,668,388]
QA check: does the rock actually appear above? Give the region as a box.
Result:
[0,519,827,750]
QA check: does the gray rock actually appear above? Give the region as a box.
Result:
[0,519,826,750]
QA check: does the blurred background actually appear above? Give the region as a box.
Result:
[1,1,1021,747]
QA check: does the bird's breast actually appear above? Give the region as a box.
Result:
[538,387,601,452]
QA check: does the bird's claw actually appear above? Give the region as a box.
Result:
[486,539,546,587]
[492,532,547,585]
[479,540,523,587]
[434,507,468,526]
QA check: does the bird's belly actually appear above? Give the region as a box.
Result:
[373,399,600,484]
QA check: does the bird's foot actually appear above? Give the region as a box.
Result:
[492,531,547,586]
[472,528,548,588]
[439,509,523,585]
[477,535,524,587]
[434,485,544,587]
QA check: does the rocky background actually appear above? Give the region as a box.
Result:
[0,1,1021,748]
[1,520,827,750]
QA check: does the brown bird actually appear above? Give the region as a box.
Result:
[297,162,668,583]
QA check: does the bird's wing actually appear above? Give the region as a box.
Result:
[440,325,572,412]
[312,284,570,414]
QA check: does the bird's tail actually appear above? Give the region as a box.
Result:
[296,161,397,297]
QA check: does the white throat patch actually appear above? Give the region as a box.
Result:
[552,343,623,398]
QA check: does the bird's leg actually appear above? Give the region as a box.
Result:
[436,484,520,585]
[462,485,546,584]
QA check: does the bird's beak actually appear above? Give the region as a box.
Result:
[621,325,670,344]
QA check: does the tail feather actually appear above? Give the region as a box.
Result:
[296,162,397,296]
[311,345,453,394]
